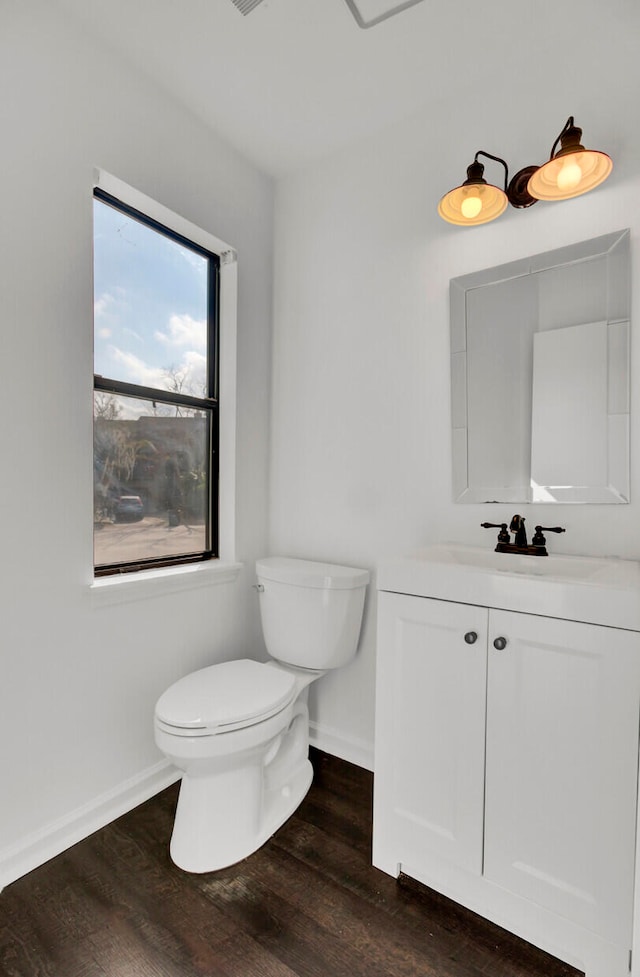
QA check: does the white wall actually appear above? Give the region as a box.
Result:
[0,1,273,883]
[271,46,640,768]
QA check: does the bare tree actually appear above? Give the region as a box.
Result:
[94,392,122,420]
[162,364,204,416]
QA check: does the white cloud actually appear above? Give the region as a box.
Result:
[182,350,207,394]
[94,287,129,326]
[110,347,168,389]
[154,313,206,349]
[110,346,207,398]
[183,350,206,370]
[94,292,114,320]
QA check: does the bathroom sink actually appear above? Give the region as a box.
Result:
[421,543,612,579]
[377,543,640,630]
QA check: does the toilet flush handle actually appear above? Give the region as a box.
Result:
[253,583,264,593]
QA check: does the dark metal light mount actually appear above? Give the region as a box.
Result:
[471,151,539,209]
[507,164,540,209]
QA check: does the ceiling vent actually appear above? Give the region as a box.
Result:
[229,0,266,14]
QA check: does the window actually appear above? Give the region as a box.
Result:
[93,188,220,576]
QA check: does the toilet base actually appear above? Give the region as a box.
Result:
[158,674,320,874]
[169,756,313,873]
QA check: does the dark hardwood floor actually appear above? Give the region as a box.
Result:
[1,749,581,977]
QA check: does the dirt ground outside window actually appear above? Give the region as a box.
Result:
[94,516,207,568]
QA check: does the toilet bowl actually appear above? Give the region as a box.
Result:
[154,557,369,873]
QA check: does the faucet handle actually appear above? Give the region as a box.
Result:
[532,525,566,547]
[481,521,510,544]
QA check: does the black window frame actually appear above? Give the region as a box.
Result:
[93,188,220,577]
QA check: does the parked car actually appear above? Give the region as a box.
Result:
[114,495,144,522]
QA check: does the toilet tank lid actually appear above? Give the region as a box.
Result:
[256,557,369,590]
[155,659,297,731]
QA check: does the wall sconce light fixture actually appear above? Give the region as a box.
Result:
[438,117,612,227]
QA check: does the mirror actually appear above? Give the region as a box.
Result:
[450,229,630,503]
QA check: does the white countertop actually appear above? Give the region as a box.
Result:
[377,544,640,631]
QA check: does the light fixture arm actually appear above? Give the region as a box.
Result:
[550,116,574,157]
[472,150,509,191]
[473,150,537,210]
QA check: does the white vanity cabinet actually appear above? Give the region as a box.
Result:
[373,580,640,977]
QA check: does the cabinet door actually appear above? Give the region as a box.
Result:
[484,609,640,946]
[374,593,488,876]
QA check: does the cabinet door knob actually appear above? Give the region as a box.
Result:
[493,636,508,650]
[464,631,478,644]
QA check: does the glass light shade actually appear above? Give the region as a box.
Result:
[438,181,508,226]
[527,149,612,201]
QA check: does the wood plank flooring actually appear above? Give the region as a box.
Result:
[0,749,582,976]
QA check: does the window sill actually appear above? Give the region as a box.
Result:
[89,560,243,607]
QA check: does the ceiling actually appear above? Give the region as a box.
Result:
[55,0,640,178]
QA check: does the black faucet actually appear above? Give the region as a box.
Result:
[481,516,565,556]
[510,514,527,547]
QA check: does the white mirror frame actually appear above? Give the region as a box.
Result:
[450,229,630,504]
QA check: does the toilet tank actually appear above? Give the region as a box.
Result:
[256,557,369,669]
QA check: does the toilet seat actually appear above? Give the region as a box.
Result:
[155,659,297,737]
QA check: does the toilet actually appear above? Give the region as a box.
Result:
[154,556,369,873]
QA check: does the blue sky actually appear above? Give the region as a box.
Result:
[93,198,208,398]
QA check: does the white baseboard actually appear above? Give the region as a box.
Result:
[0,731,372,893]
[0,760,180,892]
[309,720,374,772]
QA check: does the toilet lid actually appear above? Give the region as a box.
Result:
[155,659,297,733]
